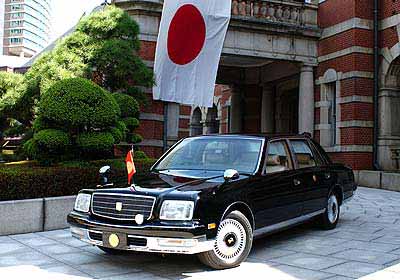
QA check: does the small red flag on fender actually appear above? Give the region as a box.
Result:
[126,150,136,184]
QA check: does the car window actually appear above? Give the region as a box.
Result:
[310,140,332,164]
[154,137,263,174]
[308,141,326,166]
[290,140,317,169]
[264,141,293,174]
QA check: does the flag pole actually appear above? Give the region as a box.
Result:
[163,102,168,152]
[131,145,135,186]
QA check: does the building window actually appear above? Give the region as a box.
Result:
[319,69,339,148]
[326,82,337,146]
[9,38,22,44]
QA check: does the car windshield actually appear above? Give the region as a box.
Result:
[154,137,263,174]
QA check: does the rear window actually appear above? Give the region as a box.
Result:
[290,140,317,169]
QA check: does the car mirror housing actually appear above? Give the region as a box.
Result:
[224,169,240,181]
[99,165,111,186]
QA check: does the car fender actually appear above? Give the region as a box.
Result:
[220,201,255,231]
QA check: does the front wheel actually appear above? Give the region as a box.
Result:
[198,211,253,269]
[318,192,340,230]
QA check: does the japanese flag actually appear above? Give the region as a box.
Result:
[126,150,136,185]
[153,0,231,108]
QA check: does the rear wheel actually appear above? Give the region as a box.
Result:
[198,211,253,269]
[318,192,340,230]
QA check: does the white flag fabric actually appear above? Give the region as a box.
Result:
[153,0,231,108]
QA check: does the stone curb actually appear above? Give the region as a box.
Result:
[355,170,400,192]
[0,195,76,236]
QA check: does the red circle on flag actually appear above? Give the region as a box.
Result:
[167,4,206,65]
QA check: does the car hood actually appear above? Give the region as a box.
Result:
[94,170,249,198]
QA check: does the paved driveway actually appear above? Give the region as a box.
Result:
[1,187,400,280]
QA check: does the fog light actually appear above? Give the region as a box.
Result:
[158,238,198,247]
[135,214,144,225]
[109,234,120,248]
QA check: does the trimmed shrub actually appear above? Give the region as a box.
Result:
[39,78,120,129]
[123,117,140,130]
[34,129,71,153]
[134,150,148,159]
[76,132,115,155]
[32,116,54,132]
[110,127,123,144]
[112,93,139,118]
[23,138,39,159]
[116,120,127,133]
[130,133,143,144]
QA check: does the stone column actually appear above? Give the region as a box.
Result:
[167,102,180,143]
[230,87,242,133]
[298,65,315,135]
[261,85,275,134]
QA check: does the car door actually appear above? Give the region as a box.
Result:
[249,139,304,229]
[289,139,328,215]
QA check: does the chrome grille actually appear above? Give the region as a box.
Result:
[91,193,155,221]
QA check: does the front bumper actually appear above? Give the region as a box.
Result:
[68,212,215,255]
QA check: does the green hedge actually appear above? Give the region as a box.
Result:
[0,158,156,201]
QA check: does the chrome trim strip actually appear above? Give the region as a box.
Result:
[70,227,214,255]
[254,209,325,238]
[91,193,156,221]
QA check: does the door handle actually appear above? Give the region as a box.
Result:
[293,179,301,186]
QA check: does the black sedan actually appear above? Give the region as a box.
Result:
[68,134,357,269]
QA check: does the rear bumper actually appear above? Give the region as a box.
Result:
[68,211,214,255]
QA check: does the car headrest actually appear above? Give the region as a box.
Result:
[267,155,281,166]
[297,153,312,164]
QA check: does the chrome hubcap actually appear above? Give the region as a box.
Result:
[214,219,246,263]
[327,195,339,224]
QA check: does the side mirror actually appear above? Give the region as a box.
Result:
[224,169,240,181]
[99,166,111,186]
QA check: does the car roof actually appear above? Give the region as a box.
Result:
[188,133,311,141]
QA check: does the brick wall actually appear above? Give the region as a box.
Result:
[317,0,376,170]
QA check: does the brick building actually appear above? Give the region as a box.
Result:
[111,0,400,172]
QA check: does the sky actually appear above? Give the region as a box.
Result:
[51,0,105,40]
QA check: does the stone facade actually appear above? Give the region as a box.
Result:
[114,1,400,171]
[113,0,320,154]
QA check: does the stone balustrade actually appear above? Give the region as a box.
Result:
[231,0,317,27]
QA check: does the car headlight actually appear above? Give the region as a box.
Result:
[159,200,194,221]
[74,193,91,213]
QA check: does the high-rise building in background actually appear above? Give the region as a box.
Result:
[1,0,52,58]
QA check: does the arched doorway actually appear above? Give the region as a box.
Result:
[190,107,203,136]
[205,105,219,134]
[379,56,400,170]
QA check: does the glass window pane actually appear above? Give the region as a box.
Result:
[290,140,317,169]
[265,141,292,174]
[154,137,263,174]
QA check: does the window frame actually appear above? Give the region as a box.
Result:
[262,139,295,175]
